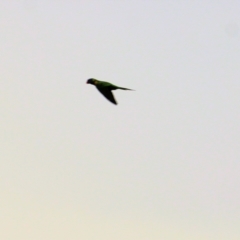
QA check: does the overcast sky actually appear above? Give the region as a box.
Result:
[0,1,240,239]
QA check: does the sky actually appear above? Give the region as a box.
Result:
[0,1,240,239]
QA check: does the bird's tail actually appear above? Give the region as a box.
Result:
[118,87,134,91]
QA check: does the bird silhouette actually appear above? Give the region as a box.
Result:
[86,78,133,105]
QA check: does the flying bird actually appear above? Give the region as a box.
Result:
[86,78,133,105]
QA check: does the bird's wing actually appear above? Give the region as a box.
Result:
[97,87,117,105]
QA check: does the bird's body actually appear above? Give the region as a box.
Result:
[86,78,133,105]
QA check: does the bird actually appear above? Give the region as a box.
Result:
[86,78,133,105]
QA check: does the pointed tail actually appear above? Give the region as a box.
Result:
[118,87,134,91]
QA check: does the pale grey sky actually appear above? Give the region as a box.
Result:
[0,1,240,239]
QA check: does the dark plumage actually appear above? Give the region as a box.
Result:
[86,78,133,105]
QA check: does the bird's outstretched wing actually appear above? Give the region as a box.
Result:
[97,87,117,105]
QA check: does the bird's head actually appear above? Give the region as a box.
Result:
[86,78,96,85]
